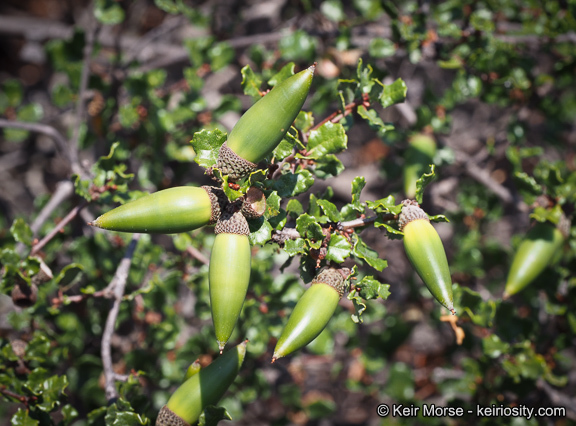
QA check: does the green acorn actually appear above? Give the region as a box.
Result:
[216,64,315,180]
[503,217,568,298]
[272,267,350,362]
[403,134,437,199]
[156,341,247,426]
[209,209,251,352]
[399,200,455,314]
[90,186,227,234]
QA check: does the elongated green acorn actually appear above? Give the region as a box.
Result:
[209,210,251,352]
[403,134,437,199]
[217,64,315,180]
[503,218,568,298]
[90,186,226,234]
[273,267,349,362]
[399,200,455,314]
[156,341,247,426]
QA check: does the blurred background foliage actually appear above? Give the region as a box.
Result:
[0,0,575,425]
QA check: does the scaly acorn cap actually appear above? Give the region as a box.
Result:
[156,406,190,426]
[241,187,266,220]
[312,267,350,298]
[215,209,250,236]
[215,142,258,181]
[201,185,228,225]
[399,200,455,314]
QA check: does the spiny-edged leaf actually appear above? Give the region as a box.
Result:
[357,105,394,135]
[308,193,321,218]
[347,291,367,324]
[429,214,450,223]
[353,236,387,272]
[266,169,314,197]
[24,369,68,412]
[295,110,314,133]
[264,191,281,219]
[248,217,273,246]
[267,62,295,86]
[314,154,345,179]
[317,199,341,222]
[245,169,267,188]
[104,398,150,425]
[11,408,39,426]
[531,204,564,225]
[221,175,244,201]
[284,238,307,256]
[325,234,351,263]
[366,195,397,214]
[374,218,404,239]
[351,176,366,213]
[355,275,391,300]
[306,122,348,159]
[190,128,227,169]
[286,199,304,219]
[240,64,262,98]
[356,58,375,94]
[513,171,543,197]
[414,163,437,204]
[198,405,233,426]
[10,218,33,246]
[273,138,296,161]
[54,263,84,287]
[296,214,324,244]
[378,78,407,109]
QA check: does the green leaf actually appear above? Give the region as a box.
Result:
[325,234,351,263]
[355,275,390,300]
[248,217,273,246]
[264,191,281,219]
[286,199,304,219]
[25,369,68,412]
[154,0,180,14]
[414,164,437,204]
[316,199,341,222]
[366,195,397,213]
[198,405,233,426]
[266,170,315,197]
[284,238,306,256]
[482,334,510,359]
[221,175,244,201]
[267,63,295,86]
[314,154,345,179]
[10,218,33,246]
[54,263,84,287]
[306,122,348,159]
[352,236,387,272]
[241,65,262,98]
[104,399,150,425]
[378,78,407,109]
[11,409,39,426]
[350,176,366,212]
[357,105,394,135]
[369,38,396,58]
[513,172,543,197]
[95,0,125,24]
[190,128,227,169]
[296,214,324,246]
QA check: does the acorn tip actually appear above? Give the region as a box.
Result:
[271,357,276,364]
[450,308,456,315]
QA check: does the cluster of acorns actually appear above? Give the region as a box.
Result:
[90,62,570,425]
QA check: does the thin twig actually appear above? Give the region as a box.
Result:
[0,118,72,164]
[101,234,141,402]
[271,227,301,244]
[30,201,88,256]
[70,1,100,178]
[338,214,396,230]
[186,246,210,265]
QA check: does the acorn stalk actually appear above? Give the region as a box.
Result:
[156,341,247,426]
[90,186,226,234]
[399,200,455,314]
[273,267,349,361]
[217,64,315,180]
[503,218,568,298]
[209,210,251,352]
